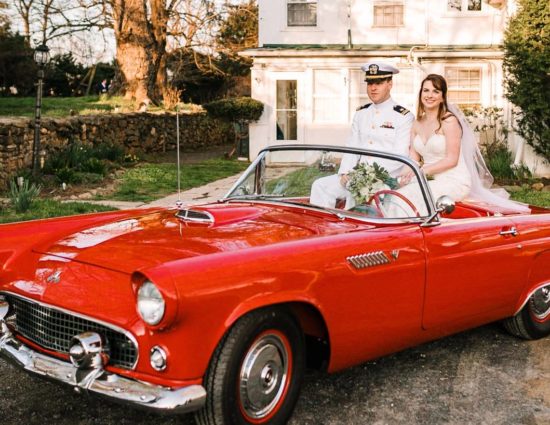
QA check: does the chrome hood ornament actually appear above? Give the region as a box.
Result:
[46,270,62,284]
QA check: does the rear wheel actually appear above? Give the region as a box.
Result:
[503,284,550,340]
[195,307,305,425]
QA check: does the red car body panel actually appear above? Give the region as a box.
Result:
[3,200,548,386]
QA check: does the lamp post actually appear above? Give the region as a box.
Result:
[32,44,50,176]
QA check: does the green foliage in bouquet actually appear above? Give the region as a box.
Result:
[347,162,397,204]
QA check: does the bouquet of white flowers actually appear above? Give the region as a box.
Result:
[346,162,397,204]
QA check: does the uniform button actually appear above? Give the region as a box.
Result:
[375,110,380,115]
[368,141,373,144]
[371,124,375,129]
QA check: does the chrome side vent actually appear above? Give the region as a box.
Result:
[347,251,390,269]
[176,208,214,224]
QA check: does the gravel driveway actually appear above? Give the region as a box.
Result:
[1,323,548,425]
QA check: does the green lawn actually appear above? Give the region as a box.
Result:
[0,199,115,224]
[0,96,198,118]
[105,158,250,202]
[510,189,550,208]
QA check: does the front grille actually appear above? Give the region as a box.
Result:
[5,294,137,369]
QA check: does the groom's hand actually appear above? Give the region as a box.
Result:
[339,174,349,186]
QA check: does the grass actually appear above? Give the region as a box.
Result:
[0,96,199,118]
[265,164,333,197]
[510,189,550,208]
[0,199,116,224]
[100,158,250,202]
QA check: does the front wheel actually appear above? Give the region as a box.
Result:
[195,307,305,425]
[503,284,550,340]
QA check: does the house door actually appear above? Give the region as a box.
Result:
[272,73,304,145]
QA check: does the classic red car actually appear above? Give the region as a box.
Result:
[0,145,549,425]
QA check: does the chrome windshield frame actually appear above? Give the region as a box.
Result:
[222,144,437,221]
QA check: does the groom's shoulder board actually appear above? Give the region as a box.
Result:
[393,105,410,115]
[356,103,372,111]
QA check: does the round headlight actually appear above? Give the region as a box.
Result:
[137,280,165,325]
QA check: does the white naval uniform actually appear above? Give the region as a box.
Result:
[310,97,414,208]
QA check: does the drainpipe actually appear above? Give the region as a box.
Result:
[407,46,429,74]
[406,0,430,74]
[347,0,353,48]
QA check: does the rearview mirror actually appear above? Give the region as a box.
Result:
[421,195,456,227]
[436,196,455,215]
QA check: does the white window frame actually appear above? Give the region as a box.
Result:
[373,2,404,28]
[445,67,482,107]
[287,0,317,27]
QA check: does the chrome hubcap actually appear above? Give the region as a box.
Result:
[239,333,289,419]
[530,285,550,320]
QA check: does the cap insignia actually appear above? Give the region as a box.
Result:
[369,64,379,75]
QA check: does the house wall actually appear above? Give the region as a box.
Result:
[247,0,550,176]
[259,0,507,47]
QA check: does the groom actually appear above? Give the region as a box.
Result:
[310,61,413,208]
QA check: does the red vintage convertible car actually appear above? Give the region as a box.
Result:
[0,145,549,425]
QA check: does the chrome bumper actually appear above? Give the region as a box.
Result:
[0,323,206,414]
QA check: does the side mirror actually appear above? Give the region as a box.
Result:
[435,195,455,215]
[421,195,455,227]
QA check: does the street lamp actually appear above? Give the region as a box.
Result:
[32,44,50,176]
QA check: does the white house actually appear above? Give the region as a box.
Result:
[242,0,549,176]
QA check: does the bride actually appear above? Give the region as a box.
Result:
[398,73,530,215]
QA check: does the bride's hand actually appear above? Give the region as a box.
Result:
[399,169,414,186]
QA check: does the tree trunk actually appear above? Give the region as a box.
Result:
[112,0,168,107]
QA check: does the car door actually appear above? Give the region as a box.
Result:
[421,216,526,331]
[318,223,427,371]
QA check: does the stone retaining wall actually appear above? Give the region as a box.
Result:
[0,112,235,187]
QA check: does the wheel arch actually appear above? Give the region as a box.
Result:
[223,299,331,372]
[513,249,550,315]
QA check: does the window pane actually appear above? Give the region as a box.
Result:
[288,2,317,26]
[277,80,297,109]
[374,4,403,27]
[445,67,481,106]
[276,80,298,140]
[448,0,462,11]
[468,0,481,11]
[277,111,298,140]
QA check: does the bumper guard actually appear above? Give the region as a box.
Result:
[0,322,206,414]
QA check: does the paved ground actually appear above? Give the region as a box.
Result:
[68,172,241,211]
[0,323,548,424]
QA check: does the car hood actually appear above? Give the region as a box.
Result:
[32,203,364,274]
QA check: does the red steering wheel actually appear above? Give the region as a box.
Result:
[367,189,420,218]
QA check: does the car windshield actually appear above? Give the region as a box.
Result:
[224,146,433,220]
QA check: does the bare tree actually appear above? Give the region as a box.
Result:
[10,0,252,107]
[13,0,34,43]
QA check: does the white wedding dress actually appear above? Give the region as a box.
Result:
[397,133,472,216]
[414,133,472,201]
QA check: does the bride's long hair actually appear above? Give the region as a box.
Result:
[416,74,451,132]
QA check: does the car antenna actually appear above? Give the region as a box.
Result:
[176,103,183,210]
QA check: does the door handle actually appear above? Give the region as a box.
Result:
[499,227,518,237]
